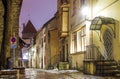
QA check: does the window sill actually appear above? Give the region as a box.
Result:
[70,51,85,55]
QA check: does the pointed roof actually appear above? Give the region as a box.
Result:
[22,20,37,33]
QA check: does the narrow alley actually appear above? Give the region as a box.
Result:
[1,0,120,79]
[20,69,119,79]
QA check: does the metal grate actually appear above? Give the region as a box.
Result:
[103,29,113,60]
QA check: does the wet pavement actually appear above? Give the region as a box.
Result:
[20,69,120,79]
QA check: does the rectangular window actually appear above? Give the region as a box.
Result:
[71,32,77,53]
[71,26,86,53]
[77,27,86,52]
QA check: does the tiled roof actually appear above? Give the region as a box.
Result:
[22,20,37,33]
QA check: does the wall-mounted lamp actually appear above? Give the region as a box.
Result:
[81,7,89,16]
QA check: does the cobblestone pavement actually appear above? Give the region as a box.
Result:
[20,69,120,79]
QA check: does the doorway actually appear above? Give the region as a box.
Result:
[103,29,114,60]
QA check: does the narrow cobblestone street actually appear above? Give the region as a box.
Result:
[20,69,120,79]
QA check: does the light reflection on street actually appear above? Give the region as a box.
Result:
[20,69,120,79]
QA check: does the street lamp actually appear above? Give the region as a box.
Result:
[81,6,91,21]
[81,6,90,16]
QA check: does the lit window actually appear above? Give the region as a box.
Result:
[77,27,86,52]
[71,26,86,53]
[71,33,77,53]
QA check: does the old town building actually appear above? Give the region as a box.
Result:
[68,0,120,76]
[56,0,70,70]
[29,16,59,69]
[44,17,59,69]
[68,0,86,71]
[28,0,120,76]
[22,20,37,67]
[22,20,37,44]
[83,0,120,76]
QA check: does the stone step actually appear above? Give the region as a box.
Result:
[96,61,117,66]
[95,60,120,76]
[96,65,117,70]
[58,62,69,70]
[115,73,120,77]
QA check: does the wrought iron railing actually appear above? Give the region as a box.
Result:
[84,44,104,61]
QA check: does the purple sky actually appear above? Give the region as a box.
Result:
[19,0,57,36]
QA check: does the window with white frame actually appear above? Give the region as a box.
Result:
[77,27,86,52]
[71,32,77,53]
[71,26,86,53]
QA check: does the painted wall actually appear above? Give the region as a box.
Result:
[92,0,120,61]
[69,0,87,70]
[49,29,59,67]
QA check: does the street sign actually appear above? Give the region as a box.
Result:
[11,37,16,43]
[10,37,17,49]
[11,44,17,49]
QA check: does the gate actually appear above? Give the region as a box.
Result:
[103,29,114,60]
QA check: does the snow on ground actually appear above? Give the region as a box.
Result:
[25,68,79,74]
[41,68,79,74]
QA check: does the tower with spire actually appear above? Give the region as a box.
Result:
[22,20,37,45]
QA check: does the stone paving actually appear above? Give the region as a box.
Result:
[20,69,120,79]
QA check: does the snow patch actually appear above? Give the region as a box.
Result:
[43,69,79,74]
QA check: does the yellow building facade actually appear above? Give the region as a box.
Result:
[31,17,59,69]
[68,0,120,76]
[68,0,88,71]
[29,0,120,76]
[56,0,70,70]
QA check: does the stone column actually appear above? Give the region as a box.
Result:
[1,0,23,68]
[0,0,5,69]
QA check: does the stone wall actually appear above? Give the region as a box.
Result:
[0,0,23,69]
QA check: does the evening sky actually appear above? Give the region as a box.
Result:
[19,0,57,36]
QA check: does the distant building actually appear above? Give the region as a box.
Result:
[22,20,37,67]
[29,16,59,69]
[22,20,37,44]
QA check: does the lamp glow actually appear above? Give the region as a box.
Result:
[82,7,90,16]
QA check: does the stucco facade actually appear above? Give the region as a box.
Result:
[28,0,120,76]
[91,0,120,62]
[31,17,59,69]
[68,0,87,71]
[62,0,120,76]
[80,0,120,76]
